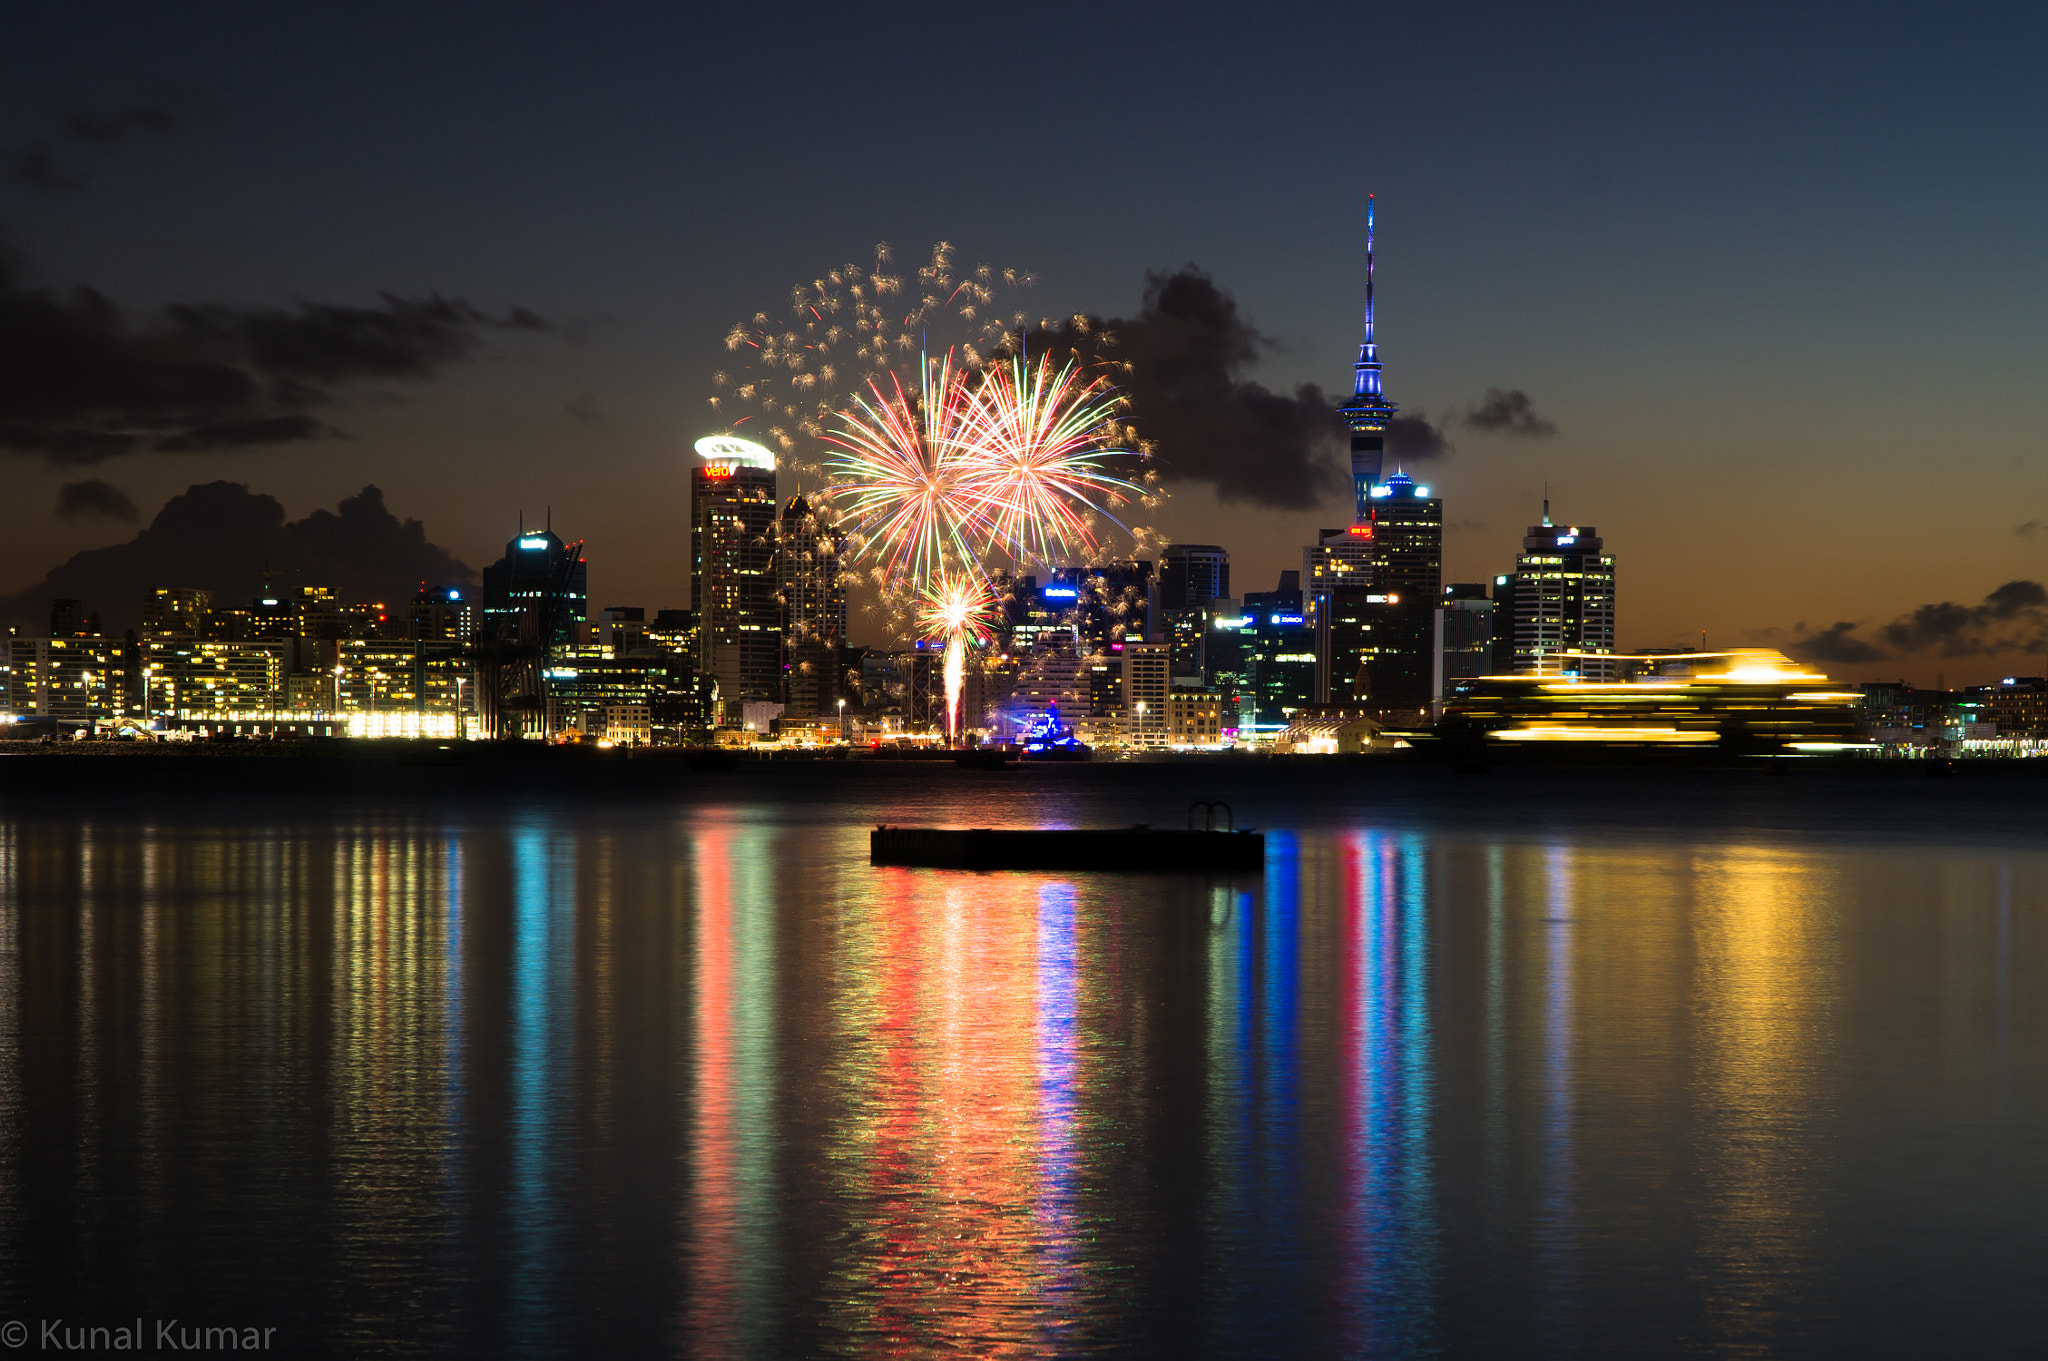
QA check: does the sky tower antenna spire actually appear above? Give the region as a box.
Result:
[1337,194,1399,521]
[1363,194,1376,352]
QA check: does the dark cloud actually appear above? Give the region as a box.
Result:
[1462,387,1558,437]
[1389,412,1453,462]
[1880,579,2048,655]
[1786,621,1889,665]
[1983,579,2047,617]
[2017,520,2046,540]
[1001,267,1432,509]
[0,248,549,463]
[55,478,139,522]
[1786,580,2048,664]
[1,481,475,632]
[10,92,210,192]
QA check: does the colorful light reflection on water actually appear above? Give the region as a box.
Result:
[1,771,2046,1357]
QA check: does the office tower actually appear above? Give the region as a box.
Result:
[774,494,847,718]
[996,575,1069,653]
[1313,472,1442,709]
[1317,590,1434,715]
[1359,472,1442,596]
[144,589,210,639]
[1507,503,1616,678]
[691,436,781,718]
[1489,575,1519,674]
[1239,574,1315,738]
[1159,544,1230,680]
[1335,195,1398,516]
[1434,583,1497,706]
[481,526,587,646]
[1304,525,1375,607]
[1158,545,1229,611]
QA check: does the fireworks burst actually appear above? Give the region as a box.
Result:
[707,243,1172,664]
[709,243,1037,462]
[914,572,1002,649]
[822,353,991,583]
[958,353,1146,571]
[915,572,1002,741]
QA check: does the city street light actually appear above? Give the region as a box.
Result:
[837,696,846,743]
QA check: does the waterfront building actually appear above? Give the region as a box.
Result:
[1973,676,2048,738]
[774,494,847,718]
[1504,504,1616,678]
[604,704,652,745]
[1122,642,1171,746]
[545,648,686,737]
[1166,689,1226,748]
[7,635,120,728]
[144,640,287,721]
[692,436,781,719]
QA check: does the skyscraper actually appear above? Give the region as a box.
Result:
[1434,583,1497,707]
[1335,195,1398,516]
[1159,544,1229,680]
[1507,504,1616,679]
[774,493,847,718]
[481,526,587,646]
[1312,473,1442,712]
[691,436,781,720]
[1158,545,1229,611]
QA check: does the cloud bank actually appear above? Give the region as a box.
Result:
[2,481,475,632]
[1785,579,2048,664]
[0,244,550,463]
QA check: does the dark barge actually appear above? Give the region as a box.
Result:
[870,825,1264,872]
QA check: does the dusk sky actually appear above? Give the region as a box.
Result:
[3,2,2044,683]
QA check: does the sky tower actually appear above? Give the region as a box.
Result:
[1337,195,1398,520]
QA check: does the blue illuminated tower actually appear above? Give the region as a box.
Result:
[1337,195,1399,520]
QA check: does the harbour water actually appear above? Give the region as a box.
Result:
[1,762,2043,1356]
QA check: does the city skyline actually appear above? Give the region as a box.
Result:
[3,5,2046,686]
